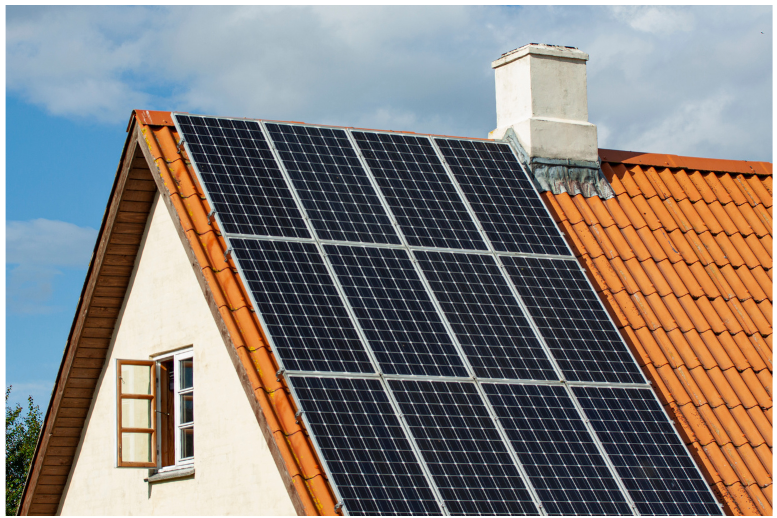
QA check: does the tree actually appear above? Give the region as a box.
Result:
[6,387,42,516]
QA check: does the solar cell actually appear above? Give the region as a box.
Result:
[324,244,469,378]
[388,379,539,516]
[264,123,401,245]
[573,386,722,516]
[483,383,632,516]
[502,256,645,384]
[352,131,487,251]
[435,138,570,256]
[413,250,557,381]
[230,239,373,373]
[174,115,310,238]
[292,376,443,516]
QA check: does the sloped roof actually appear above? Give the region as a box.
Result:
[539,151,772,515]
[21,109,772,516]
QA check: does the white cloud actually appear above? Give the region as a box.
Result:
[7,219,98,314]
[609,6,695,35]
[6,6,772,160]
[7,219,98,267]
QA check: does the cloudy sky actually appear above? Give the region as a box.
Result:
[5,5,772,409]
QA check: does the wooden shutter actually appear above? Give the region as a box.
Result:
[117,359,157,467]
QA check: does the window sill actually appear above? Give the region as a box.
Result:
[145,467,195,483]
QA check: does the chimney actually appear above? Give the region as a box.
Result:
[489,44,598,163]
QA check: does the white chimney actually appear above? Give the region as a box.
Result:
[489,44,598,163]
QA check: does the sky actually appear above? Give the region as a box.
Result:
[5,5,773,410]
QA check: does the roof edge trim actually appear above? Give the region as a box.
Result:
[599,149,772,176]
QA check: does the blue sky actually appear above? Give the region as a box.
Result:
[5,5,772,410]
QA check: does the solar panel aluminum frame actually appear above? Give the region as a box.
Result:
[284,372,451,516]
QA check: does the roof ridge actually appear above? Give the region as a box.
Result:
[599,149,772,176]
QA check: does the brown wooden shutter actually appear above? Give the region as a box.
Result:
[116,359,157,467]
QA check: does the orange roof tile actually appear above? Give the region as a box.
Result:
[541,150,773,515]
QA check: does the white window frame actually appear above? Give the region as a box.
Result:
[155,348,194,472]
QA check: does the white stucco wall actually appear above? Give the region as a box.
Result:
[59,194,297,515]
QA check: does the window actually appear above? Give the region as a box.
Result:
[117,349,194,469]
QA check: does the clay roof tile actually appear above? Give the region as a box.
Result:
[724,202,756,237]
[746,175,773,208]
[633,165,665,198]
[650,167,684,200]
[580,253,615,293]
[617,194,649,230]
[672,169,703,202]
[737,202,771,237]
[719,173,751,206]
[728,404,767,448]
[698,232,729,267]
[621,325,652,367]
[678,230,715,265]
[539,192,566,223]
[732,332,769,372]
[713,232,746,268]
[665,260,705,298]
[633,326,670,367]
[571,221,605,259]
[664,328,701,369]
[701,403,739,446]
[756,299,772,328]
[746,407,773,448]
[638,195,673,231]
[622,257,659,295]
[749,266,772,302]
[705,263,737,301]
[602,224,637,261]
[705,173,735,205]
[607,256,640,295]
[656,364,694,406]
[570,194,598,226]
[603,163,627,196]
[739,368,771,410]
[733,173,764,207]
[709,297,746,335]
[661,197,695,232]
[688,262,721,299]
[603,196,633,229]
[554,192,584,225]
[582,195,616,228]
[678,402,715,446]
[619,166,645,198]
[711,331,747,371]
[708,200,740,236]
[686,329,723,370]
[745,234,772,265]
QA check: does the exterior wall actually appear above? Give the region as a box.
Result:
[59,194,297,515]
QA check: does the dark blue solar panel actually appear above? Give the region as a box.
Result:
[435,138,570,256]
[502,256,645,384]
[574,387,722,516]
[265,123,401,245]
[352,131,487,251]
[483,383,632,516]
[389,379,538,516]
[230,239,373,373]
[174,115,310,238]
[292,376,442,516]
[413,250,556,381]
[324,245,468,378]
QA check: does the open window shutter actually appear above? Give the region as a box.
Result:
[117,359,156,467]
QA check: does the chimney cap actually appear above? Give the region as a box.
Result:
[492,43,589,69]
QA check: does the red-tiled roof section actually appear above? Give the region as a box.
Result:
[541,154,773,516]
[135,111,339,515]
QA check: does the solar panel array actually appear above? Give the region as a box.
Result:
[174,114,723,516]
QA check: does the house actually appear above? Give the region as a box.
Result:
[19,44,771,516]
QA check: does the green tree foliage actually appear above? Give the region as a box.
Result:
[6,387,42,516]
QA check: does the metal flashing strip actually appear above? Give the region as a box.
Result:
[223,231,579,261]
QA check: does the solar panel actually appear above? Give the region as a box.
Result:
[573,386,722,516]
[230,239,373,373]
[388,379,538,516]
[352,131,488,251]
[291,376,443,515]
[413,250,557,381]
[324,244,468,378]
[483,383,632,516]
[175,115,310,238]
[435,138,571,256]
[173,113,723,517]
[264,123,401,245]
[501,256,645,384]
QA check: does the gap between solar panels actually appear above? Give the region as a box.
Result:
[171,114,724,516]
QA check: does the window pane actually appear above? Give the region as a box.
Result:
[121,432,152,463]
[121,399,152,429]
[120,364,152,395]
[179,359,193,390]
[181,427,194,459]
[180,393,194,424]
